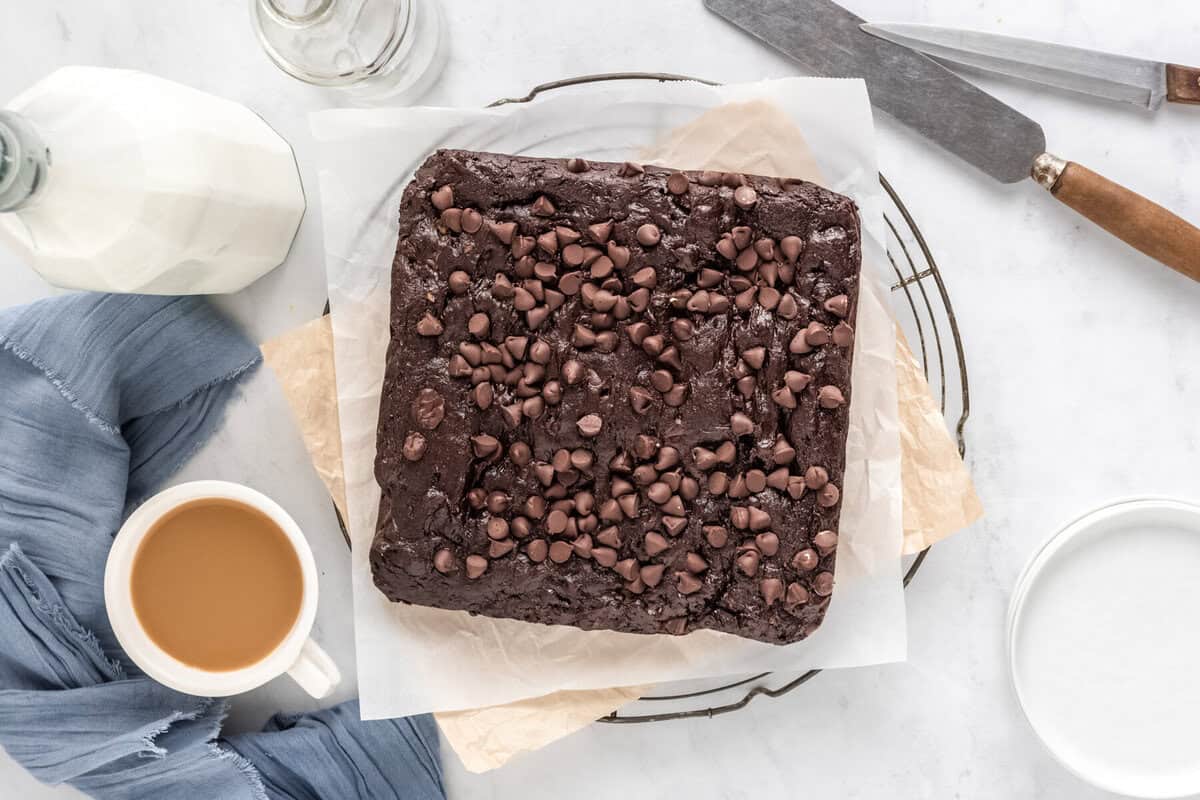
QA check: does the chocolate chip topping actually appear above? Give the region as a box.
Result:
[636,224,661,247]
[402,432,427,461]
[666,172,689,195]
[375,150,859,646]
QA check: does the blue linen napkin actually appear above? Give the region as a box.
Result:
[0,294,445,800]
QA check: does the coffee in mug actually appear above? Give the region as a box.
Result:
[130,497,304,672]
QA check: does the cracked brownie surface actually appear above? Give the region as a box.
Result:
[371,149,861,644]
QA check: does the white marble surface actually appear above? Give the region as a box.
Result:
[1,1,1198,798]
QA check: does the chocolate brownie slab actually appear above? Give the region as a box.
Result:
[371,149,860,644]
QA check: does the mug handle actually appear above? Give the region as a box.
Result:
[287,638,341,699]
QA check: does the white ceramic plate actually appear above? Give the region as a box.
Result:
[1009,498,1200,798]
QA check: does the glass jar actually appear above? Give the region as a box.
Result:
[251,0,447,105]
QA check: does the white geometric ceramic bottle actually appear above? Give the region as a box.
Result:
[0,67,305,294]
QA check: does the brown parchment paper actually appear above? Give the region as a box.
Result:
[272,96,981,772]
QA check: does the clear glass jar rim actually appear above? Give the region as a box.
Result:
[251,0,413,87]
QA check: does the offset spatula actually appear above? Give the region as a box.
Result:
[704,0,1200,281]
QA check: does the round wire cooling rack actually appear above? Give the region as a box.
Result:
[486,71,970,724]
[330,72,970,725]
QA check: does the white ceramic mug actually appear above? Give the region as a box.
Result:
[105,480,340,698]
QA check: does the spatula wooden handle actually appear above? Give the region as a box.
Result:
[1032,153,1200,282]
[1167,64,1200,104]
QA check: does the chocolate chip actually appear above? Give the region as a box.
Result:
[461,208,483,234]
[766,468,790,490]
[467,488,487,510]
[760,578,784,607]
[655,447,681,470]
[818,483,840,508]
[736,550,760,577]
[576,221,608,246]
[440,208,463,232]
[489,538,516,558]
[462,313,489,341]
[663,516,687,536]
[748,507,771,531]
[542,381,562,405]
[733,185,758,209]
[549,541,573,563]
[445,271,471,296]
[434,548,456,574]
[771,387,796,409]
[448,355,472,378]
[777,293,799,320]
[723,172,746,188]
[785,582,810,608]
[716,236,738,260]
[463,554,488,579]
[813,571,834,596]
[758,287,782,311]
[618,161,645,177]
[704,472,727,497]
[607,241,631,269]
[803,466,828,490]
[622,287,647,313]
[755,532,779,556]
[686,290,711,313]
[745,469,767,493]
[592,546,618,567]
[806,322,831,347]
[506,442,530,466]
[658,495,685,517]
[754,238,775,260]
[628,267,656,290]
[617,493,639,518]
[714,441,736,465]
[512,235,536,259]
[566,157,589,173]
[634,531,666,557]
[416,313,444,337]
[791,548,819,571]
[703,525,728,548]
[692,447,718,470]
[472,382,494,410]
[680,476,699,501]
[574,414,602,438]
[787,476,806,499]
[522,395,545,418]
[402,432,427,461]
[628,466,655,489]
[727,473,749,500]
[430,185,454,211]
[735,248,759,272]
[552,448,572,472]
[784,371,812,392]
[534,260,558,282]
[646,482,671,504]
[730,506,750,529]
[833,322,854,348]
[657,346,683,371]
[772,437,796,464]
[573,325,597,349]
[698,170,723,186]
[523,339,548,365]
[676,572,703,595]
[614,558,639,581]
[532,195,556,216]
[813,530,838,553]
[709,294,730,313]
[778,263,795,284]
[596,527,622,549]
[633,434,658,460]
[486,517,510,541]
[741,346,766,370]
[788,331,812,355]
[470,434,499,458]
[527,539,549,563]
[629,386,655,414]
[780,235,803,262]
[571,534,594,558]
[640,563,666,587]
[491,274,515,300]
[666,172,690,195]
[824,294,849,318]
[636,223,661,247]
[660,471,681,492]
[818,386,846,409]
[489,220,517,245]
[413,388,445,429]
[512,286,536,312]
[727,413,754,437]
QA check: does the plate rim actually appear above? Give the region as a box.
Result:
[1007,495,1200,798]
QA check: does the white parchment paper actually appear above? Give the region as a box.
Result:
[312,78,904,719]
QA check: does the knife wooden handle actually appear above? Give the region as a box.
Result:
[1166,64,1200,104]
[1033,154,1200,281]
